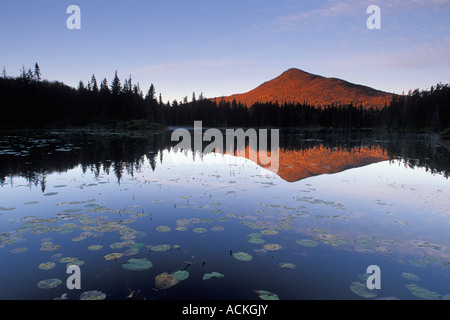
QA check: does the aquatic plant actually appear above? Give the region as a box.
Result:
[80,290,106,300]
[233,251,252,261]
[203,272,225,280]
[349,282,378,299]
[37,278,62,289]
[122,258,153,271]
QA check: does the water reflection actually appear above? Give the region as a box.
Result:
[0,130,448,191]
[0,129,449,300]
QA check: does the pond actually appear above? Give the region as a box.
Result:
[0,129,449,300]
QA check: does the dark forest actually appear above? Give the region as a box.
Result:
[1,64,449,132]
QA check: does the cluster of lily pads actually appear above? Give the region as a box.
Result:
[349,270,450,300]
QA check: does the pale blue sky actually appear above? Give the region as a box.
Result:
[1,0,449,102]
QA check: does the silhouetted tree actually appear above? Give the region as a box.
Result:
[34,63,41,82]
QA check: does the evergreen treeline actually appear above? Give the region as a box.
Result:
[1,64,449,131]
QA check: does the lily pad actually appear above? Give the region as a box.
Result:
[411,240,443,251]
[406,284,441,300]
[203,272,225,280]
[39,262,56,270]
[59,257,78,264]
[43,192,59,197]
[350,282,378,299]
[148,244,171,252]
[40,245,61,252]
[401,272,420,281]
[80,290,106,300]
[156,226,171,232]
[155,272,179,290]
[248,237,265,244]
[110,242,126,249]
[354,236,375,247]
[11,247,28,253]
[261,229,278,236]
[279,263,296,269]
[72,236,86,242]
[173,270,190,281]
[255,290,279,300]
[193,228,208,233]
[123,248,139,256]
[296,239,319,247]
[104,253,123,261]
[67,260,85,268]
[263,243,282,251]
[88,245,103,251]
[37,278,62,289]
[122,258,153,271]
[233,251,253,262]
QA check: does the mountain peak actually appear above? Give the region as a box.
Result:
[212,68,393,109]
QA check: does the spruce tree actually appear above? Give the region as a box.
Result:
[110,70,121,96]
[34,63,41,82]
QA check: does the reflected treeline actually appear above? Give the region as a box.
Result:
[0,131,170,191]
[0,129,449,191]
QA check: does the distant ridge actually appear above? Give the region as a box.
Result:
[212,68,394,109]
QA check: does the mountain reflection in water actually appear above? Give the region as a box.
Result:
[0,130,448,191]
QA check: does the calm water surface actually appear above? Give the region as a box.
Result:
[0,129,449,300]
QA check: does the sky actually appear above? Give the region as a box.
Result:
[0,0,449,102]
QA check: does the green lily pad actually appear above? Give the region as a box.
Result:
[401,272,420,281]
[261,229,278,235]
[149,244,171,252]
[279,263,296,269]
[350,282,378,299]
[123,248,139,256]
[354,236,375,247]
[11,247,28,253]
[255,290,279,300]
[122,258,153,271]
[0,206,15,211]
[37,278,62,289]
[193,228,208,233]
[59,257,78,264]
[410,256,442,267]
[406,284,441,300]
[40,245,61,252]
[72,236,86,242]
[39,262,56,270]
[156,226,171,232]
[67,260,85,268]
[173,270,190,281]
[296,239,319,247]
[203,272,225,280]
[80,290,106,300]
[104,253,123,261]
[233,251,253,262]
[411,240,443,251]
[43,192,59,197]
[263,243,282,251]
[248,237,265,244]
[88,245,103,251]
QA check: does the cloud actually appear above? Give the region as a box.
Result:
[271,0,450,31]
